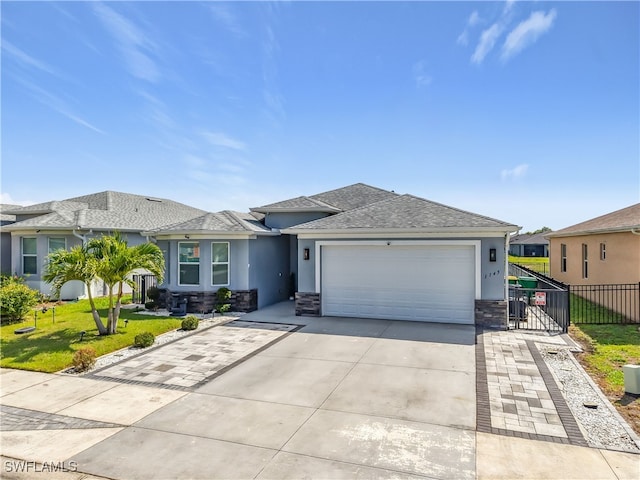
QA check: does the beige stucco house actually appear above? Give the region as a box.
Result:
[547,203,640,321]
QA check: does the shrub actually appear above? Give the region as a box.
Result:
[0,276,40,324]
[216,287,232,314]
[146,286,160,302]
[72,347,97,372]
[134,332,155,348]
[182,315,199,331]
[145,300,158,311]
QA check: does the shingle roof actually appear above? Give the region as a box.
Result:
[251,183,397,213]
[0,204,19,222]
[2,191,206,232]
[143,211,273,235]
[284,194,518,232]
[546,203,640,237]
[509,232,550,245]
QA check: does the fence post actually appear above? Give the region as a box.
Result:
[567,284,571,329]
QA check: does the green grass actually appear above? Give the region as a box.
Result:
[571,324,640,389]
[509,255,550,274]
[570,293,627,324]
[0,296,182,372]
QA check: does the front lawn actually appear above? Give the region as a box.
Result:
[0,297,182,372]
[570,323,640,434]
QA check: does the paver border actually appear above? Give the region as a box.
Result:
[475,327,588,446]
[84,321,305,391]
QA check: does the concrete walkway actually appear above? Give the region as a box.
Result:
[1,302,638,479]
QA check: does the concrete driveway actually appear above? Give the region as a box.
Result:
[69,305,477,479]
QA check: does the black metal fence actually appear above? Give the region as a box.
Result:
[569,283,639,324]
[509,287,569,333]
[132,274,157,304]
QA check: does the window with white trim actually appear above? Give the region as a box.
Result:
[48,237,66,253]
[179,242,200,285]
[560,243,567,273]
[22,237,37,275]
[582,243,588,279]
[211,242,229,286]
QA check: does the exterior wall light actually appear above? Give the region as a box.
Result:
[303,248,310,260]
[489,248,497,262]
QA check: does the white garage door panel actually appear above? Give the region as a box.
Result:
[321,245,475,324]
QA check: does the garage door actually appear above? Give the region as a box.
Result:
[321,244,476,324]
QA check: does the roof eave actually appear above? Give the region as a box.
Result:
[283,225,519,236]
[546,226,640,238]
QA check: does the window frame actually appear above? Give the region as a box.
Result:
[600,243,606,261]
[560,243,567,273]
[22,237,37,275]
[211,242,230,286]
[582,243,588,279]
[178,241,200,286]
[48,237,66,254]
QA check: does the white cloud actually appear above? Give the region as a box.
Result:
[2,41,57,76]
[201,131,246,151]
[210,4,247,38]
[471,23,504,64]
[412,60,433,88]
[0,193,32,206]
[457,10,481,46]
[501,9,557,61]
[92,2,160,82]
[501,164,529,180]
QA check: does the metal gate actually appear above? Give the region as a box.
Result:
[132,274,157,304]
[509,286,569,333]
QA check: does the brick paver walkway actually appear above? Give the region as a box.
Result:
[90,320,300,389]
[477,329,588,446]
[0,405,122,431]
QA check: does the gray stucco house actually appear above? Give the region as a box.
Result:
[1,184,519,327]
[0,192,205,299]
[508,232,549,257]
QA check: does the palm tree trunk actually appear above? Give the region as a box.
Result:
[107,285,116,334]
[86,286,108,336]
[113,281,123,328]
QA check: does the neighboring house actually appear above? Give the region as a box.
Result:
[1,184,520,327]
[547,203,640,285]
[1,204,19,275]
[0,192,206,299]
[508,232,549,257]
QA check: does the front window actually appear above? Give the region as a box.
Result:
[22,237,37,275]
[48,237,66,253]
[179,242,200,285]
[212,242,229,286]
[560,244,567,273]
[582,243,588,279]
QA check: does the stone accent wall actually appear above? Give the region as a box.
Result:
[157,288,257,314]
[231,289,258,313]
[295,292,321,316]
[475,300,508,330]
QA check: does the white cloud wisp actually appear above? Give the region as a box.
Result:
[501,9,557,61]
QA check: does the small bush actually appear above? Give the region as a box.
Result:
[182,315,199,331]
[145,300,158,311]
[0,276,40,324]
[134,332,155,348]
[216,287,232,314]
[72,347,97,372]
[147,286,160,302]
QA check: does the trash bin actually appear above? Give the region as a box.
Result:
[517,277,538,289]
[508,276,519,285]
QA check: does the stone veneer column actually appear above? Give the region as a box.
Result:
[475,300,508,330]
[295,292,321,316]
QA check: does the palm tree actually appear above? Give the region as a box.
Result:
[89,233,164,334]
[43,244,108,335]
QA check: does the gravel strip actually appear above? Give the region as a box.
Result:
[539,343,640,453]
[61,310,243,375]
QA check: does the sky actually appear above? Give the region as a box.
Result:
[1,1,638,233]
